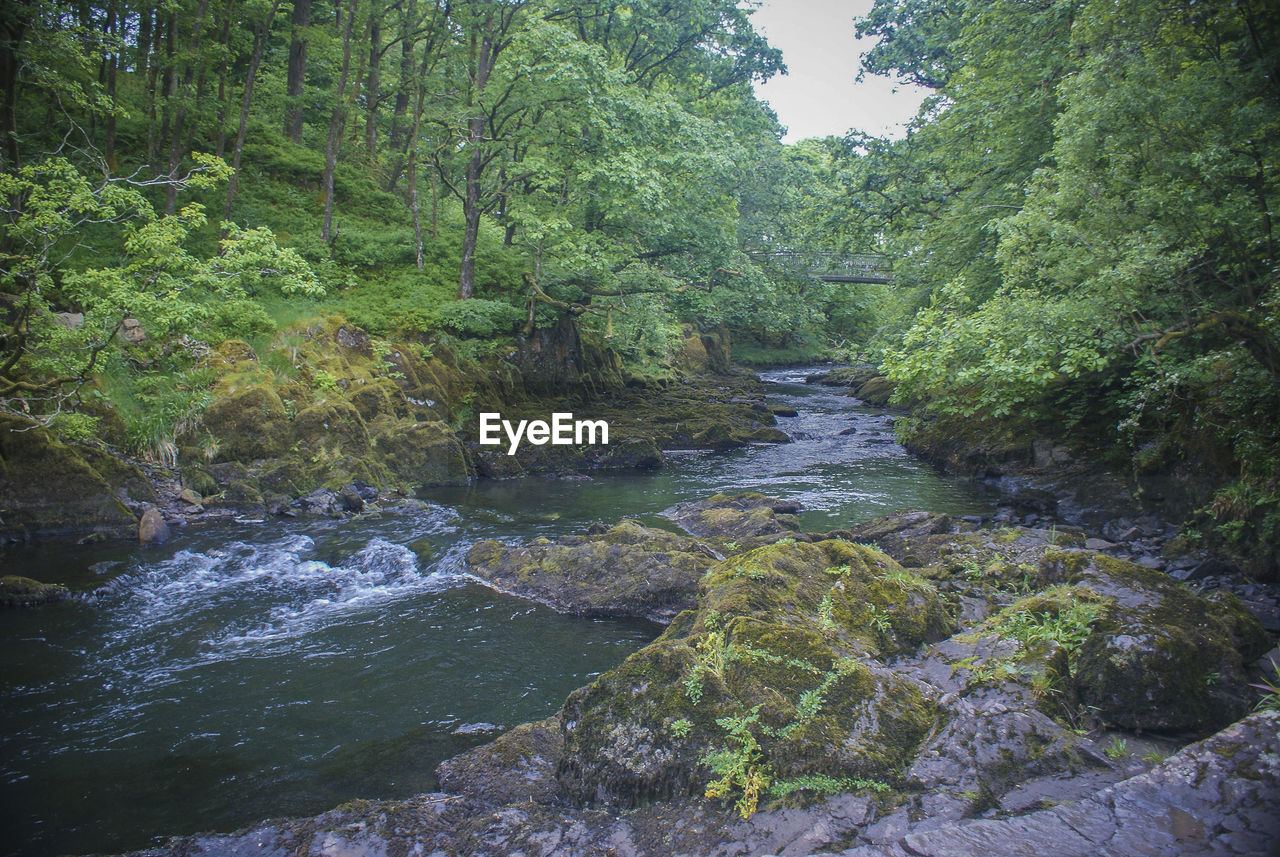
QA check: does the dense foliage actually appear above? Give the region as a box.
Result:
[843,0,1279,572]
[0,0,879,423]
[3,0,1277,570]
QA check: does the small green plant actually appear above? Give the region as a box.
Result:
[865,603,892,635]
[370,338,407,380]
[670,718,692,738]
[795,688,825,721]
[817,591,837,633]
[1249,658,1280,711]
[1141,749,1167,765]
[49,412,100,442]
[702,707,772,819]
[684,668,706,705]
[823,564,851,577]
[768,774,890,799]
[1104,738,1129,760]
[312,369,340,392]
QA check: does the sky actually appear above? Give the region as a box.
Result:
[748,0,931,143]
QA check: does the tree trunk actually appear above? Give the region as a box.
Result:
[284,0,311,142]
[0,1,31,169]
[225,1,283,223]
[144,11,164,164]
[322,0,358,244]
[364,1,382,157]
[156,13,177,171]
[459,144,483,298]
[165,0,210,215]
[103,3,118,169]
[136,5,152,73]
[458,22,495,300]
[410,151,423,269]
[212,3,236,158]
[386,0,417,189]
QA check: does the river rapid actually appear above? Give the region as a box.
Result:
[0,369,992,857]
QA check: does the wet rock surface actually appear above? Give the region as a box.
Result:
[0,574,71,607]
[121,503,1280,857]
[466,520,718,623]
[663,491,803,542]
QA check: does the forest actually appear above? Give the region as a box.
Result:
[1,0,1278,571]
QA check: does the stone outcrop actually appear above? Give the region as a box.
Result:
[115,504,1280,857]
[466,520,719,623]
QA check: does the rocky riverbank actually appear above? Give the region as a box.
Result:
[122,493,1280,857]
[804,366,1280,629]
[0,320,785,549]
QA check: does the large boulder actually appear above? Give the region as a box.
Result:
[1041,551,1270,732]
[664,492,802,542]
[202,384,292,461]
[370,417,471,487]
[292,399,371,455]
[0,417,140,537]
[467,520,718,623]
[555,539,952,809]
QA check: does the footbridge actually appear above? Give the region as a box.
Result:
[766,252,892,284]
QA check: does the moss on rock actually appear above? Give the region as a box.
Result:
[292,399,371,455]
[0,575,71,607]
[554,538,948,809]
[962,550,1275,733]
[664,492,802,542]
[370,417,471,487]
[203,384,293,461]
[466,520,716,623]
[0,417,139,537]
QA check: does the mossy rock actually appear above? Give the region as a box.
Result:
[701,327,732,373]
[554,539,948,808]
[466,520,717,623]
[371,417,472,487]
[0,417,138,536]
[0,575,71,607]
[435,715,564,807]
[677,324,710,373]
[181,468,219,497]
[203,384,293,461]
[347,380,405,421]
[292,399,371,455]
[855,376,895,407]
[740,426,791,444]
[222,479,265,507]
[1022,551,1271,733]
[664,493,802,541]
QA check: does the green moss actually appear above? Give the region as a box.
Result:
[555,539,945,811]
[0,575,71,607]
[202,384,293,461]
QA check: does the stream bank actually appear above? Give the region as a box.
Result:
[122,493,1280,857]
[0,320,779,554]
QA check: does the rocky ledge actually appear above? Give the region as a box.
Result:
[124,494,1279,857]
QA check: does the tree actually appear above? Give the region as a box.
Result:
[0,155,321,427]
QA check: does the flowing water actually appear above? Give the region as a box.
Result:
[0,369,992,857]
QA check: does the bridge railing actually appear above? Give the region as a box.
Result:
[760,252,892,283]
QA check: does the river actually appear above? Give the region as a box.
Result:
[0,369,992,857]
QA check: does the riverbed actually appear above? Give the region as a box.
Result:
[0,369,992,857]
